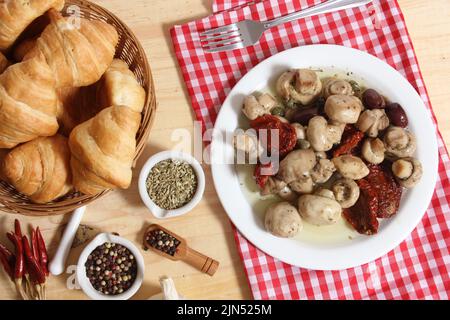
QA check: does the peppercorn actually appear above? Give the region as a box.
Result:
[145,229,181,256]
[84,242,137,295]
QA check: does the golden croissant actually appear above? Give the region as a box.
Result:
[0,52,9,73]
[69,106,141,195]
[56,85,99,136]
[97,59,146,113]
[0,0,64,51]
[25,9,119,88]
[0,54,59,148]
[2,134,72,203]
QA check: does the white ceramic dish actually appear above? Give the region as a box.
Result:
[210,44,439,270]
[77,233,145,300]
[138,151,205,219]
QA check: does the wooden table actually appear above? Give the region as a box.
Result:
[0,0,449,300]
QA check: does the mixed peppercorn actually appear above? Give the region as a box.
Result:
[85,242,137,296]
[145,229,181,256]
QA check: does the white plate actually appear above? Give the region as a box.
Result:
[211,44,438,270]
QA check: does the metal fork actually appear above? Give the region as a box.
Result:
[201,0,373,53]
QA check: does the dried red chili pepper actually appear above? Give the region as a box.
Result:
[36,227,49,277]
[365,163,403,218]
[14,219,22,238]
[31,228,39,261]
[343,179,379,235]
[22,236,46,285]
[333,125,365,157]
[250,115,297,157]
[7,232,27,299]
[0,244,14,281]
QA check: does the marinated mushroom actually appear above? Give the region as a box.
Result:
[332,155,369,180]
[331,178,360,208]
[392,158,423,188]
[233,131,263,160]
[324,95,363,124]
[298,193,342,226]
[261,177,286,196]
[323,78,354,99]
[265,202,303,238]
[306,116,345,152]
[242,93,278,120]
[289,176,314,194]
[356,109,390,137]
[361,138,385,164]
[311,158,336,184]
[277,149,316,184]
[383,126,417,158]
[276,69,322,105]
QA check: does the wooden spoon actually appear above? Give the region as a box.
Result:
[143,224,219,276]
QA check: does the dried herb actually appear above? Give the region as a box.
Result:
[146,159,197,210]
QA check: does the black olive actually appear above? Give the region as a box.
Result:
[386,103,408,128]
[289,105,321,126]
[362,89,386,109]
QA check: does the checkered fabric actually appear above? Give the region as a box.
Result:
[170,0,450,299]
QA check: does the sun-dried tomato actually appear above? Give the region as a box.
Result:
[332,125,365,157]
[365,163,403,218]
[250,115,297,157]
[253,162,276,189]
[343,179,379,235]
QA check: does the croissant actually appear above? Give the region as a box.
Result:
[0,54,59,148]
[0,0,64,51]
[56,85,99,136]
[24,9,119,88]
[0,52,9,73]
[2,135,72,203]
[97,59,146,113]
[69,106,141,195]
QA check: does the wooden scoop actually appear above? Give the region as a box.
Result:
[143,224,219,276]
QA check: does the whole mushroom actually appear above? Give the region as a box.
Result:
[276,69,322,105]
[265,202,303,238]
[331,178,360,208]
[323,78,354,99]
[361,138,385,164]
[306,116,345,152]
[242,93,278,120]
[277,149,316,184]
[261,177,286,196]
[392,158,423,188]
[356,109,390,137]
[383,126,417,158]
[311,157,336,184]
[298,191,342,226]
[324,95,363,124]
[289,176,314,194]
[332,155,370,180]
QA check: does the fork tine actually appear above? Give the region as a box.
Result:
[200,24,239,36]
[202,35,242,47]
[204,41,245,53]
[200,30,241,41]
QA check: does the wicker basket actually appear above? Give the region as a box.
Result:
[0,0,156,216]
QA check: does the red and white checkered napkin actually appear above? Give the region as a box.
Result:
[170,0,450,299]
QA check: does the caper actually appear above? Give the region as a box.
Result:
[271,106,285,117]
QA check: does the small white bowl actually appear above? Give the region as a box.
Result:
[138,151,205,219]
[77,233,145,300]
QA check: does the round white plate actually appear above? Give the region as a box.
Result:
[211,44,438,270]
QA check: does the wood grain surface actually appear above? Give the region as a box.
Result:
[0,0,448,300]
